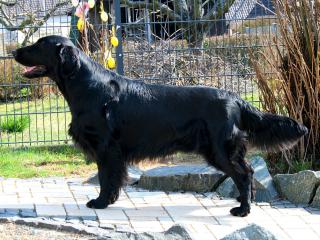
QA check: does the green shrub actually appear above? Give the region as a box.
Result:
[267,154,313,174]
[0,115,30,133]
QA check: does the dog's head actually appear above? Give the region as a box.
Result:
[13,35,81,80]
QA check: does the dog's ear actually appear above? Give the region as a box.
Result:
[58,45,81,77]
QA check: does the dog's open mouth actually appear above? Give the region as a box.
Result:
[23,65,47,78]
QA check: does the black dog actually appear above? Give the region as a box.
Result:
[13,35,307,217]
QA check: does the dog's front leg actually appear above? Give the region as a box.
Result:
[86,143,127,209]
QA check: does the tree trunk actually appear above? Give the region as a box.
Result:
[187,0,204,51]
[208,13,228,36]
[87,7,102,53]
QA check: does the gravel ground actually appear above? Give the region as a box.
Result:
[0,223,93,240]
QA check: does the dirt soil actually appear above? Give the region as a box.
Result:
[135,153,204,170]
[0,223,93,240]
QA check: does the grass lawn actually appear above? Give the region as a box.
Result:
[0,145,96,178]
[0,95,71,145]
[0,95,97,178]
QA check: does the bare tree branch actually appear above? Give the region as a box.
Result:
[0,0,17,7]
[0,11,35,31]
[21,0,69,45]
[203,0,236,21]
[202,0,217,8]
[191,0,202,19]
[0,5,14,28]
[118,0,236,48]
[0,0,69,45]
[173,0,188,20]
[121,0,182,21]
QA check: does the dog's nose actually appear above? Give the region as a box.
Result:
[11,50,17,57]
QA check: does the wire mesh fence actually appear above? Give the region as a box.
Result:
[0,0,277,146]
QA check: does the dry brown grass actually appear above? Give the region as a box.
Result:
[0,59,57,101]
[123,39,223,86]
[251,0,320,170]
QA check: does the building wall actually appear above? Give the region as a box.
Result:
[226,0,274,22]
[2,15,70,46]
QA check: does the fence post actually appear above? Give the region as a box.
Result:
[114,0,124,75]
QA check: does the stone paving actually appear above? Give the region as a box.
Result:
[0,177,319,240]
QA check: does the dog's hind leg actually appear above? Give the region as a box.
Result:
[230,127,256,203]
[86,141,127,209]
[207,126,253,217]
[224,129,253,217]
[236,165,255,203]
[206,153,253,217]
[228,160,253,217]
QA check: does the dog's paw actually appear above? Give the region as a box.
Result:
[230,206,250,217]
[86,199,108,209]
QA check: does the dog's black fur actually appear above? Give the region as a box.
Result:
[13,35,308,217]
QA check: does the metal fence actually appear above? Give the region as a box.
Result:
[0,0,277,146]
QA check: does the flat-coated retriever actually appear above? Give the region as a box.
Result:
[13,35,307,217]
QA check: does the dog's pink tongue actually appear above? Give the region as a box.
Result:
[23,66,36,73]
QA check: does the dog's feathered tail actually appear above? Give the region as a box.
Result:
[238,100,308,151]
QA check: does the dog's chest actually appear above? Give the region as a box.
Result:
[68,115,109,157]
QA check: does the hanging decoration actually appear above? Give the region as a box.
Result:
[100,1,108,22]
[88,0,95,8]
[76,18,85,32]
[71,0,119,70]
